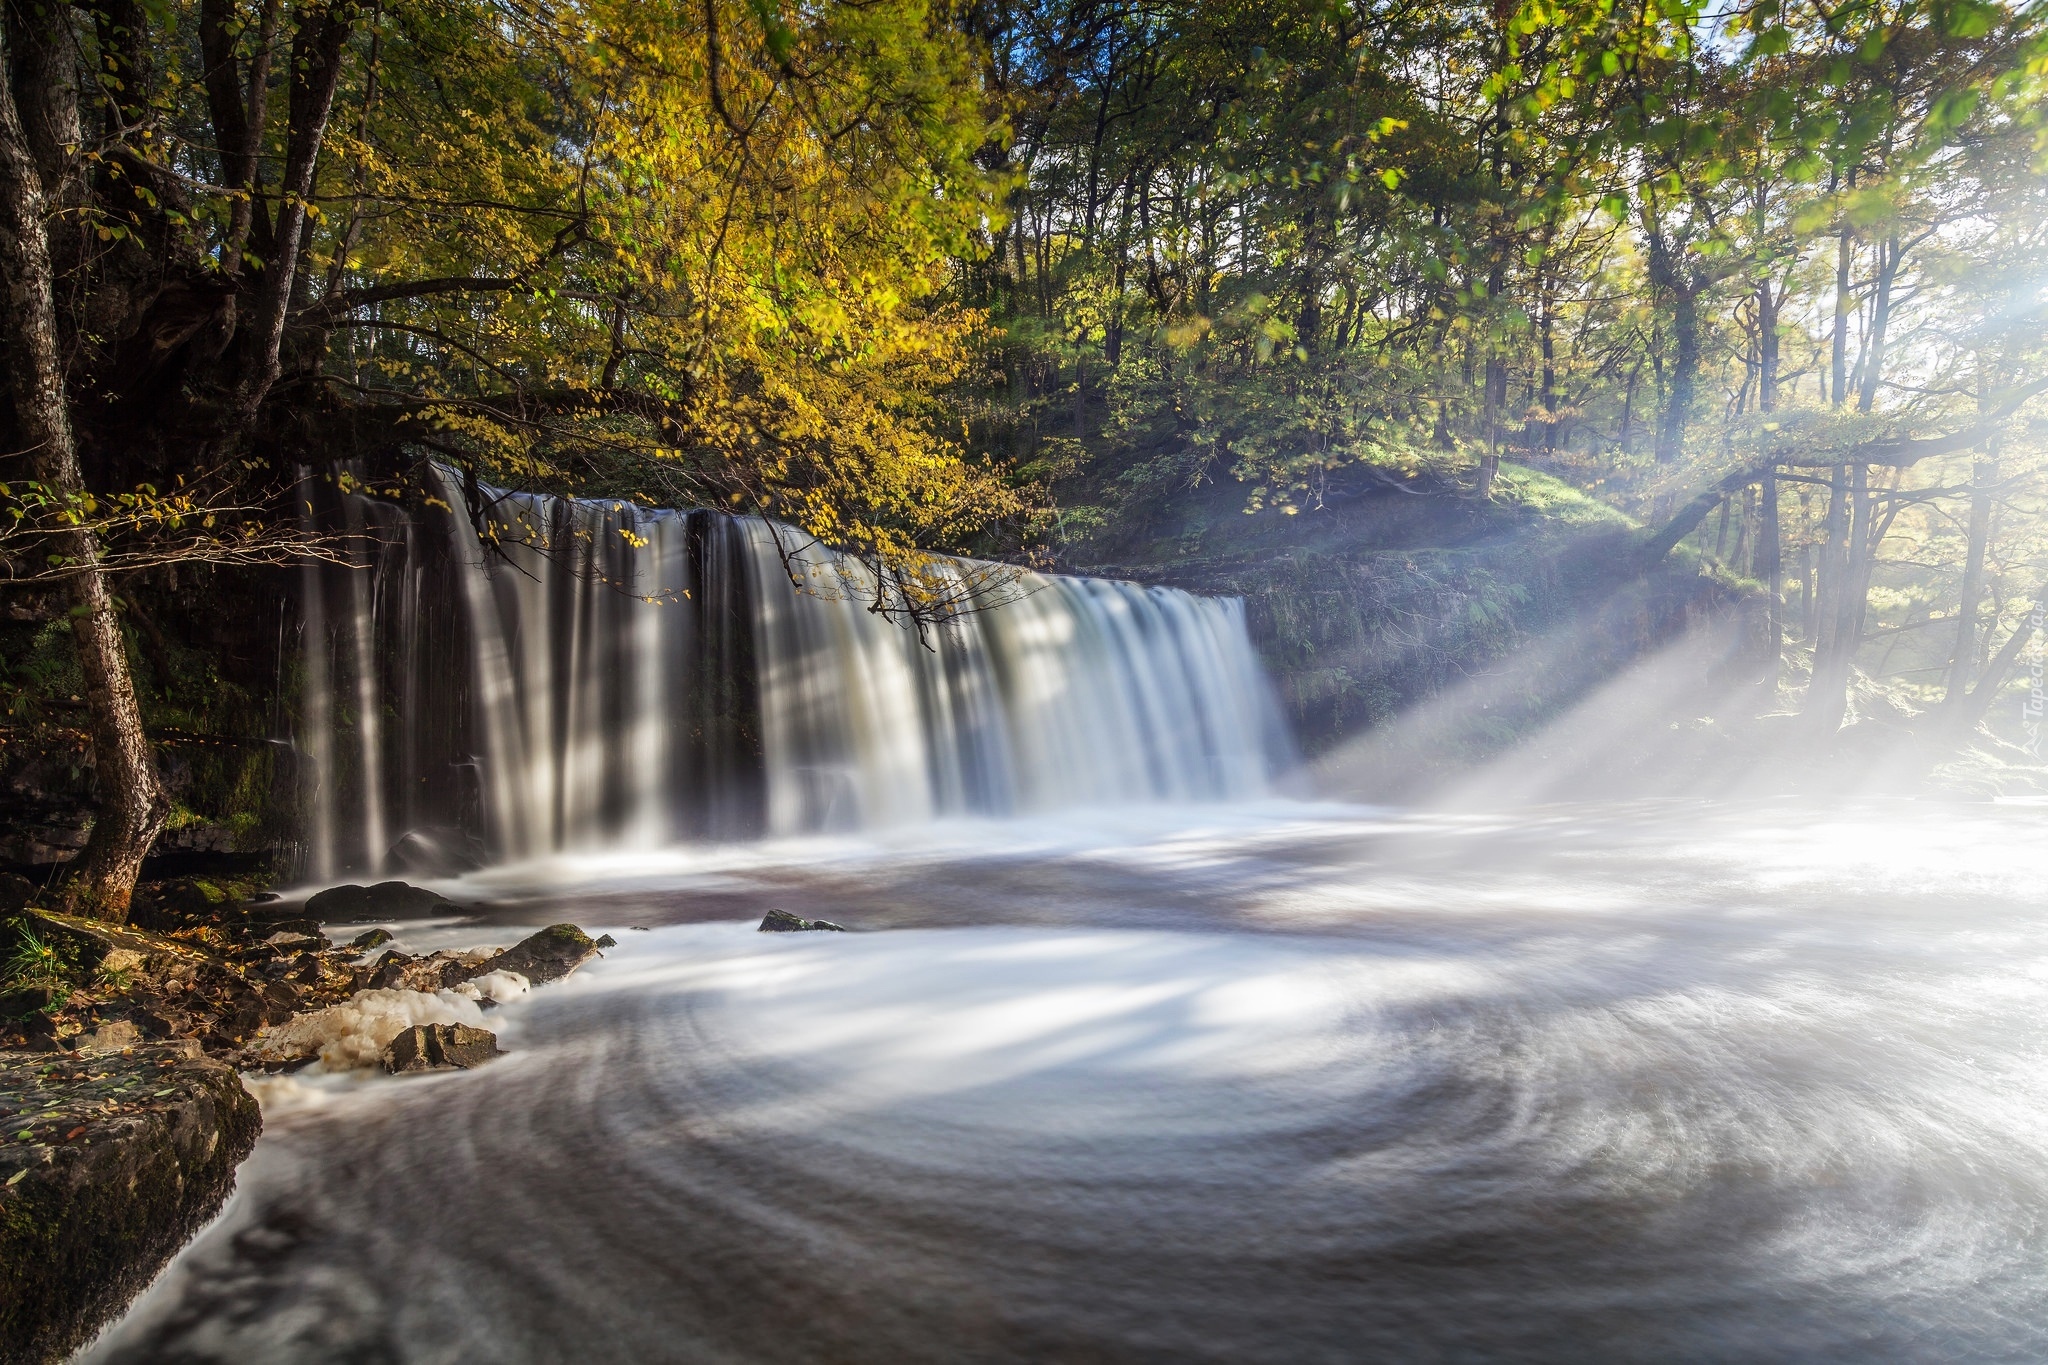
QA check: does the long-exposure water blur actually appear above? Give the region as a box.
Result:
[87,797,2048,1363]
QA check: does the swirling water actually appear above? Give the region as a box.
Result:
[89,798,2048,1363]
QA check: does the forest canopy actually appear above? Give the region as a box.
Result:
[2,0,2046,910]
[963,0,2048,733]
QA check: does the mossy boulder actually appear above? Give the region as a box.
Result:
[0,1043,260,1364]
[451,924,602,985]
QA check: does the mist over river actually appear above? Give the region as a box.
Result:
[86,798,2048,1363]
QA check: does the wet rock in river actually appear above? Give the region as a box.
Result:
[361,949,415,992]
[452,924,602,987]
[759,909,847,933]
[382,1023,501,1074]
[304,881,462,924]
[385,826,488,877]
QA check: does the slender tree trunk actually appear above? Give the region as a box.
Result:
[1755,277,1784,699]
[200,0,282,272]
[1758,468,1783,699]
[231,0,358,433]
[1537,283,1558,453]
[1943,445,1997,707]
[1810,465,1886,732]
[1756,277,1779,414]
[1798,542,1815,639]
[1479,352,1506,496]
[1806,463,1851,728]
[1105,178,1130,366]
[1855,233,1902,414]
[1654,276,1698,465]
[0,51,167,918]
[1829,210,1852,409]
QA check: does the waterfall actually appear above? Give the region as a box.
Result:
[296,470,1289,874]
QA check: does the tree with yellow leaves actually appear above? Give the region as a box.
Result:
[0,0,1022,915]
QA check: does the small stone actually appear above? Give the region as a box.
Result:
[84,1020,140,1053]
[593,934,617,949]
[758,909,847,933]
[381,1023,501,1074]
[365,949,414,991]
[349,928,394,952]
[98,948,147,975]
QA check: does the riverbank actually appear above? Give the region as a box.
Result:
[0,875,608,1360]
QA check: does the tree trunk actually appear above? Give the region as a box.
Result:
[1758,467,1783,700]
[0,50,167,918]
[1478,354,1505,496]
[1805,463,1853,729]
[3,0,82,203]
[1942,446,1997,707]
[1756,277,1779,414]
[1536,274,1558,452]
[1855,233,1902,414]
[230,0,357,435]
[1945,615,2038,737]
[1655,279,1697,465]
[1829,207,1852,409]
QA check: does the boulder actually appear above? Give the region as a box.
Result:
[452,924,601,986]
[304,881,462,924]
[759,909,847,933]
[385,826,488,877]
[381,1023,501,1074]
[0,1043,261,1364]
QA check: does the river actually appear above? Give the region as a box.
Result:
[87,796,2048,1363]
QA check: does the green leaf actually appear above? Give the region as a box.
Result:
[1747,27,1791,58]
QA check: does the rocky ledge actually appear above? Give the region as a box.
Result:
[0,1042,260,1365]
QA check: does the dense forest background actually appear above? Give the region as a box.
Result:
[2,0,2046,910]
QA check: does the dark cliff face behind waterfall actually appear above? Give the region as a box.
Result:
[293,469,1290,876]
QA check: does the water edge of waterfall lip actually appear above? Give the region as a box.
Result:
[291,466,1295,880]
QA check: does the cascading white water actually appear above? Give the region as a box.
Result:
[744,522,1284,834]
[298,470,1288,872]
